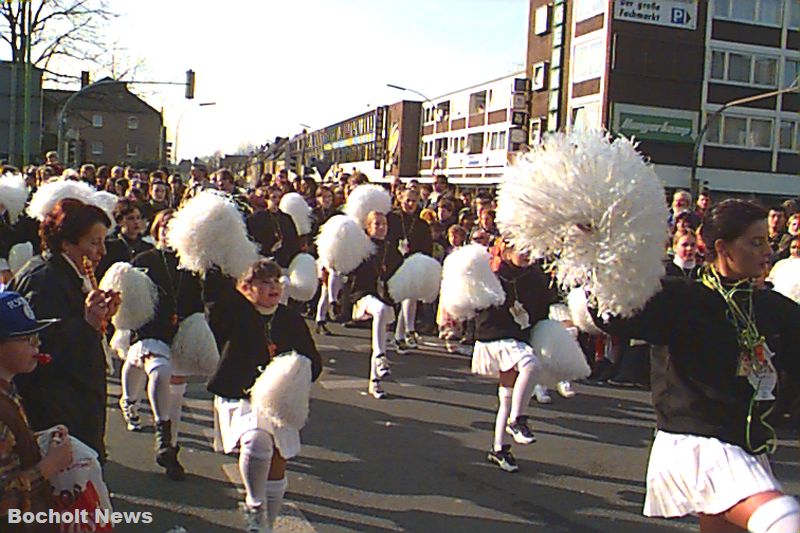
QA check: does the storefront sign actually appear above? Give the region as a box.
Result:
[613,104,697,144]
[614,0,697,30]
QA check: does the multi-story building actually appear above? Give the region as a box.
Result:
[42,77,164,167]
[0,60,43,165]
[418,72,531,184]
[526,0,800,197]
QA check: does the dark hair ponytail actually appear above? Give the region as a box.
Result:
[699,199,767,261]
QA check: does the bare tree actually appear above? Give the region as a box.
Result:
[0,0,115,81]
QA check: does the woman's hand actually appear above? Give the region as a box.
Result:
[84,289,108,330]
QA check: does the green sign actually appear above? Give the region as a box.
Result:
[616,112,694,144]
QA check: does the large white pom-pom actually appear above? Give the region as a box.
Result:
[250,352,312,429]
[567,287,603,335]
[8,242,33,274]
[315,215,374,274]
[167,190,259,279]
[530,319,591,387]
[343,184,392,227]
[0,174,29,223]
[769,257,800,304]
[496,131,668,317]
[170,313,220,376]
[388,253,442,303]
[286,253,319,302]
[279,192,313,235]
[110,329,131,360]
[439,244,505,320]
[91,191,119,222]
[27,180,97,221]
[98,262,159,330]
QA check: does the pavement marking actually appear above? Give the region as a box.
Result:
[318,378,366,390]
[221,464,318,533]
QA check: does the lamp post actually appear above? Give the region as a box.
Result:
[690,77,800,198]
[174,101,216,164]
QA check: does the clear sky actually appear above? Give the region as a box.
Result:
[74,0,529,161]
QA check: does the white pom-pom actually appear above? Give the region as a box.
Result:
[315,215,374,274]
[286,253,319,302]
[8,242,33,274]
[250,352,312,429]
[279,192,313,235]
[343,184,392,227]
[98,262,159,330]
[167,190,259,279]
[439,244,505,320]
[110,329,131,360]
[548,303,572,323]
[0,174,29,223]
[170,313,220,376]
[769,257,800,304]
[91,191,119,221]
[567,288,602,335]
[530,319,591,388]
[27,180,97,221]
[496,131,668,317]
[388,253,442,304]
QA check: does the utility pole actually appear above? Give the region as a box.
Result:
[21,0,33,166]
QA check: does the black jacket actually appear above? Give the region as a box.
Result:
[9,254,108,461]
[207,287,322,399]
[96,234,154,280]
[387,211,433,257]
[663,259,701,279]
[347,238,403,305]
[131,248,204,345]
[475,260,557,343]
[595,275,800,454]
[247,210,300,268]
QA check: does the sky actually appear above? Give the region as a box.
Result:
[61,0,529,161]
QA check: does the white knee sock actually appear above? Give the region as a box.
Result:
[747,496,800,533]
[494,386,513,451]
[239,430,273,508]
[509,356,537,421]
[265,477,287,529]
[121,360,146,404]
[168,382,187,446]
[146,363,173,423]
[315,283,330,323]
[371,303,391,359]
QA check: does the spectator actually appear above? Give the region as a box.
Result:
[695,189,711,220]
[44,151,63,176]
[95,165,109,190]
[79,164,96,185]
[419,184,433,208]
[437,199,458,231]
[768,206,788,260]
[168,174,185,208]
[668,190,700,229]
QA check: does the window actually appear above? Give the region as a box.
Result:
[715,0,782,26]
[126,143,138,157]
[529,118,543,145]
[91,141,103,155]
[792,0,800,28]
[709,49,778,87]
[127,116,139,130]
[467,133,484,154]
[468,91,487,115]
[779,120,798,151]
[707,113,774,150]
[92,114,103,128]
[570,102,602,132]
[532,62,548,91]
[785,59,800,87]
[574,0,604,22]
[572,39,604,83]
[534,5,551,34]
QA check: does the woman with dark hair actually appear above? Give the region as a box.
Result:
[595,199,800,532]
[10,198,119,461]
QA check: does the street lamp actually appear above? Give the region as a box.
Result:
[174,101,216,164]
[690,76,800,197]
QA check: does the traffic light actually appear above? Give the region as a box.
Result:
[185,70,195,99]
[164,141,173,163]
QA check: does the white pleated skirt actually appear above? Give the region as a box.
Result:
[471,339,537,377]
[644,430,782,517]
[213,396,301,459]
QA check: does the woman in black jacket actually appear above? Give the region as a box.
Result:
[207,258,322,533]
[348,210,403,399]
[472,240,557,473]
[596,200,800,533]
[10,198,119,462]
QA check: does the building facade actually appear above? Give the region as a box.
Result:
[43,78,164,168]
[526,0,800,197]
[0,61,43,165]
[418,72,530,184]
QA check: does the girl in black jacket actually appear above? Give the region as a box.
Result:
[347,211,403,399]
[664,228,701,279]
[207,258,322,533]
[472,240,557,473]
[596,200,800,533]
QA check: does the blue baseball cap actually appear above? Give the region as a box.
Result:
[0,291,59,341]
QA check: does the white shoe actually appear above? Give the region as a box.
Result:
[241,502,270,532]
[374,354,391,378]
[369,380,387,399]
[405,333,418,349]
[533,385,552,404]
[556,381,576,398]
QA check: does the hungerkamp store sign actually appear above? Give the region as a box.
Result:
[612,104,697,144]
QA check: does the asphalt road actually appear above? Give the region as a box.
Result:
[102,321,800,532]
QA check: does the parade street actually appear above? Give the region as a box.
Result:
[103,321,800,533]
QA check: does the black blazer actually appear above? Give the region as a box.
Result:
[246,210,300,268]
[387,210,433,257]
[207,287,322,399]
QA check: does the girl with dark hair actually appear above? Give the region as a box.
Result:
[665,228,701,279]
[10,198,119,461]
[595,199,800,532]
[96,198,154,280]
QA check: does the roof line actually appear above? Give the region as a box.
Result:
[426,71,526,103]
